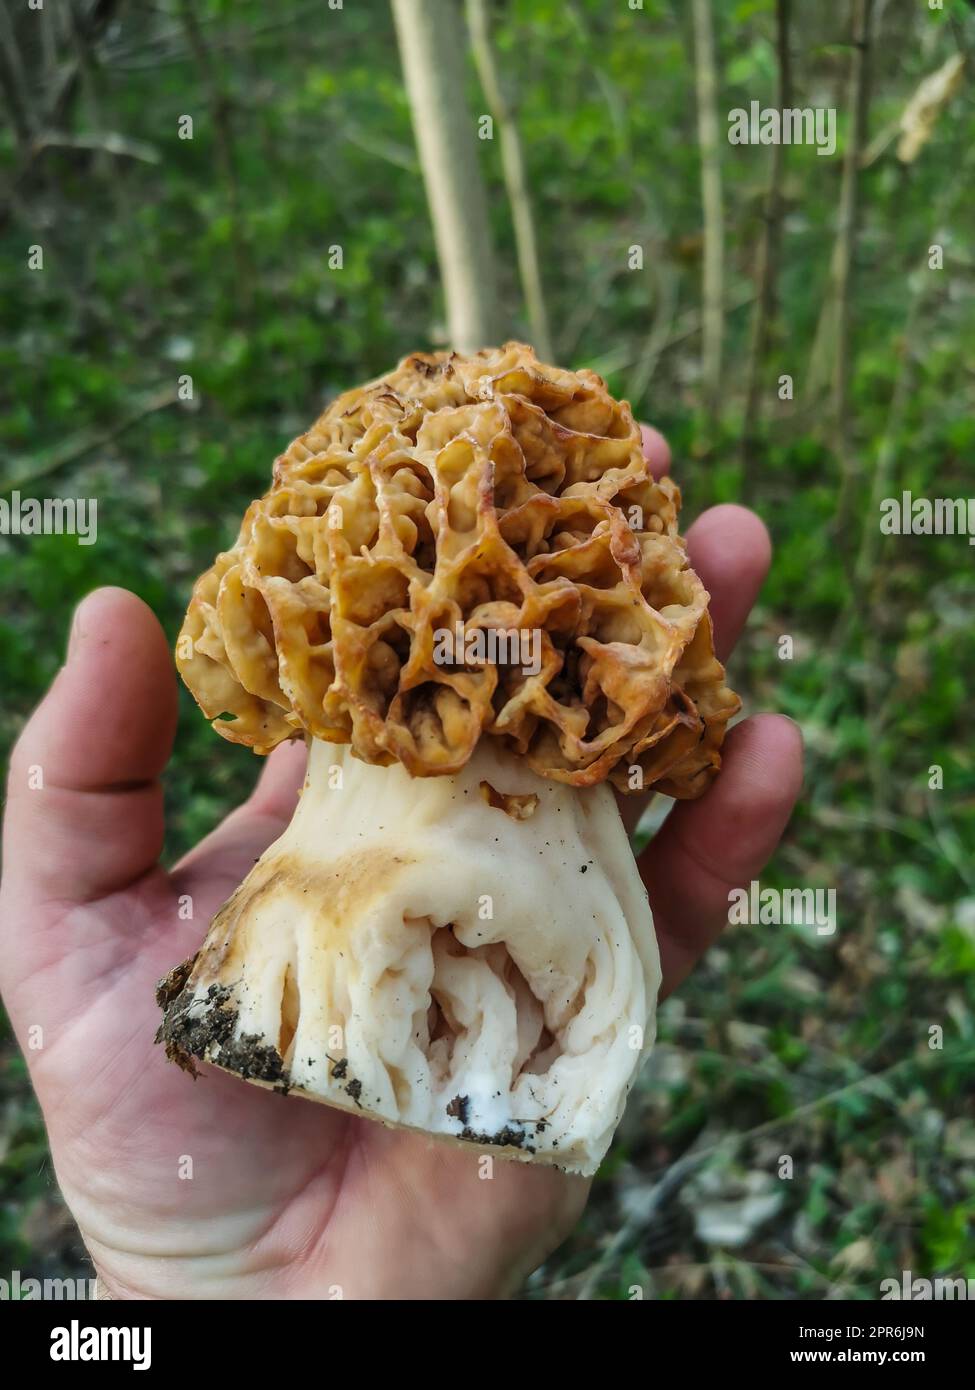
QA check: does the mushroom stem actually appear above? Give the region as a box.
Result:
[157,738,660,1176]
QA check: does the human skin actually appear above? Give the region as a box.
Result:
[0,427,803,1300]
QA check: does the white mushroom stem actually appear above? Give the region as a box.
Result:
[159,739,661,1176]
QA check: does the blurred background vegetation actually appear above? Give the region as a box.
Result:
[1,0,974,1299]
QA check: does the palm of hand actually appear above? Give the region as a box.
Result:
[9,786,582,1301]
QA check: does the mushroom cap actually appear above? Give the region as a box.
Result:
[177,343,739,794]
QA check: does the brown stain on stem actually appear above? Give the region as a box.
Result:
[188,845,419,989]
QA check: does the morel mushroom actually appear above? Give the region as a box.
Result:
[157,343,739,1175]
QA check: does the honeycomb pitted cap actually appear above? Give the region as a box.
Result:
[177,342,740,795]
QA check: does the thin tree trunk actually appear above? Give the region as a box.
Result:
[740,0,792,496]
[691,0,724,418]
[392,0,501,353]
[179,0,240,208]
[466,0,551,359]
[807,3,874,396]
[831,0,875,552]
[179,0,251,308]
[68,0,111,177]
[65,0,157,326]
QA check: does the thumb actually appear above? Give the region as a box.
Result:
[2,587,178,908]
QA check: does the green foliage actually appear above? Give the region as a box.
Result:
[1,0,974,1299]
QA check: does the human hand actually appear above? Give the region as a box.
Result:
[0,426,802,1300]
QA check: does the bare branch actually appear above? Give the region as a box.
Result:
[0,386,179,496]
[29,130,162,164]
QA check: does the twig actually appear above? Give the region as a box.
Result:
[740,0,792,497]
[833,0,875,556]
[102,2,328,70]
[466,0,552,358]
[558,245,633,359]
[178,0,252,311]
[691,0,725,419]
[575,1046,972,1300]
[340,123,418,173]
[584,289,754,381]
[0,386,178,495]
[625,265,679,408]
[576,1135,713,1300]
[28,130,162,164]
